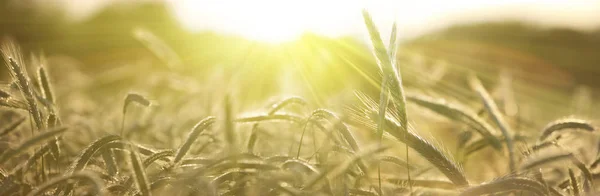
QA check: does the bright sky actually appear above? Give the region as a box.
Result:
[61,0,600,42]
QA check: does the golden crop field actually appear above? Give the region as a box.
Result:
[0,1,599,196]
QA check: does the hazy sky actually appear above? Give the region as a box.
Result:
[60,0,600,41]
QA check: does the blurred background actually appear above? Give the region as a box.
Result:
[2,0,600,120]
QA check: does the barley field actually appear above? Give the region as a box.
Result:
[0,2,599,196]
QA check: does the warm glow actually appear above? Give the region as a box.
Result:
[168,0,600,43]
[169,0,366,43]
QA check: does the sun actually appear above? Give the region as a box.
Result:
[169,0,362,43]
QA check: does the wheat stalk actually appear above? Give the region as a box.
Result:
[128,145,151,196]
[223,95,237,154]
[469,74,516,172]
[362,9,413,193]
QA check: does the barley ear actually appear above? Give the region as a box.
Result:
[377,111,468,186]
[68,135,121,174]
[1,39,43,130]
[267,96,307,115]
[235,113,304,123]
[539,118,594,141]
[173,116,216,164]
[121,93,151,136]
[569,168,580,196]
[361,8,409,135]
[406,93,503,150]
[143,150,174,168]
[36,56,54,105]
